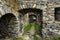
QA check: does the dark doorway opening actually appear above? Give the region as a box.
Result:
[18,8,43,37]
[0,13,16,38]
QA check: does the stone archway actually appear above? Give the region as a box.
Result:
[18,8,43,37]
[0,13,17,38]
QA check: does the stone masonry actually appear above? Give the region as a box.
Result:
[0,0,60,39]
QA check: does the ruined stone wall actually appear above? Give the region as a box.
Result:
[0,0,60,38]
[42,1,60,38]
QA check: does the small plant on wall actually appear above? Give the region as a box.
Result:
[24,23,40,34]
[24,23,32,34]
[23,23,41,40]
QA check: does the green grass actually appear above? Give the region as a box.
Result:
[34,35,41,40]
[50,37,60,40]
[13,37,23,40]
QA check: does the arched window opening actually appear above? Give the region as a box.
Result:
[29,15,37,23]
[0,13,17,38]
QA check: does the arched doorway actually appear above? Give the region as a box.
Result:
[18,8,43,37]
[0,13,17,38]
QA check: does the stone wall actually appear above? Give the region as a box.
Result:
[0,0,60,38]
